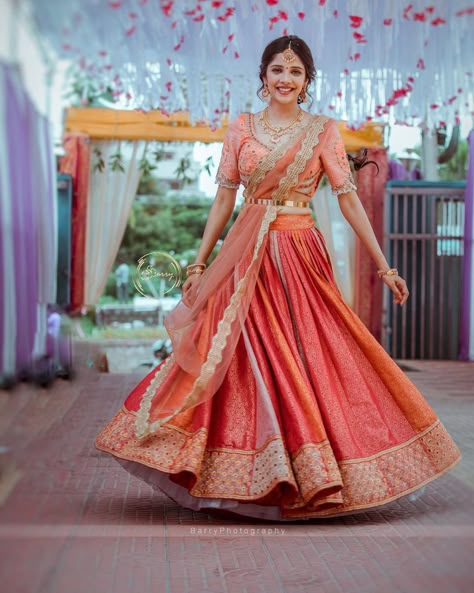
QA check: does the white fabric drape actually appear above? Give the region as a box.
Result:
[0,62,56,376]
[29,0,474,128]
[0,64,16,374]
[312,184,356,308]
[84,140,145,305]
[32,116,58,359]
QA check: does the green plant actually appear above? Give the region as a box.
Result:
[109,148,125,172]
[92,147,105,173]
[174,155,193,186]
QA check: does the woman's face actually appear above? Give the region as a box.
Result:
[263,52,307,106]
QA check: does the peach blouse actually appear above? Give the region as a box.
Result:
[215,113,357,197]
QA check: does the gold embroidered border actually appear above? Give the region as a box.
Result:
[134,355,176,438]
[134,204,278,439]
[272,115,329,201]
[243,115,318,199]
[97,409,461,513]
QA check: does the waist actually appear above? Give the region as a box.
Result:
[244,194,311,209]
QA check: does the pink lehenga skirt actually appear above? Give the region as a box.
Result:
[96,211,461,521]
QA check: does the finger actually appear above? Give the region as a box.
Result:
[390,281,403,301]
[401,286,410,305]
[396,280,409,305]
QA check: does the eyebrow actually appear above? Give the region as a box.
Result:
[270,64,304,70]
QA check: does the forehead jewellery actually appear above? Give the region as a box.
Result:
[282,41,297,63]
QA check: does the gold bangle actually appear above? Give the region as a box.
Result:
[186,268,205,277]
[186,263,206,269]
[377,268,399,278]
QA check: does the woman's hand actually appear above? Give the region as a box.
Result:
[181,274,203,308]
[382,274,409,306]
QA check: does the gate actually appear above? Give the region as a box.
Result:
[383,181,466,360]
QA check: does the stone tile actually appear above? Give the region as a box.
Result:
[0,356,472,593]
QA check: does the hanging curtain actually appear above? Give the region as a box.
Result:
[460,130,474,361]
[312,184,356,308]
[353,148,390,342]
[84,140,145,305]
[59,134,91,312]
[32,116,58,360]
[29,1,474,130]
[0,62,56,379]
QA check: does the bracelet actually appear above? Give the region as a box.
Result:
[377,268,399,278]
[186,263,207,277]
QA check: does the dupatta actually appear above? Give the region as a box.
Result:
[134,115,331,439]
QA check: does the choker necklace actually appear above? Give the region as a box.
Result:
[260,108,303,143]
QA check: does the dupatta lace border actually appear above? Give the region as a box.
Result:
[134,206,279,439]
[134,116,332,440]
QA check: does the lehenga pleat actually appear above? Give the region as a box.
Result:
[96,213,461,520]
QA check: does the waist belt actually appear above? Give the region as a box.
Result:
[244,196,310,208]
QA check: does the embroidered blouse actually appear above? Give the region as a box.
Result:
[215,113,357,197]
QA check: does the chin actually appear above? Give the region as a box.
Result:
[272,94,298,105]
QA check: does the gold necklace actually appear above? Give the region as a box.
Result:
[260,108,303,143]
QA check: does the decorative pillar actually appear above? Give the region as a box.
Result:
[421,125,440,181]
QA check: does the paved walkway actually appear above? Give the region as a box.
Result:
[0,347,473,593]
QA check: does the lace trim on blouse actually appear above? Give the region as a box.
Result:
[331,173,357,195]
[215,174,241,189]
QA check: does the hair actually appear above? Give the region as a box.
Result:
[258,35,379,174]
[348,149,380,174]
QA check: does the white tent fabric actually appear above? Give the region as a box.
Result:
[29,0,474,127]
[84,139,145,305]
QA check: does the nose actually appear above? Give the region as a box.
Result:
[279,69,291,82]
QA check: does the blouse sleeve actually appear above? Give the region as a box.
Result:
[320,119,357,196]
[215,116,241,189]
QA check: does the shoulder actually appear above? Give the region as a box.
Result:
[307,113,336,128]
[311,115,343,143]
[225,113,248,134]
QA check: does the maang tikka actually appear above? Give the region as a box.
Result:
[282,41,297,63]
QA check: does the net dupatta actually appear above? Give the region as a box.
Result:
[134,116,330,439]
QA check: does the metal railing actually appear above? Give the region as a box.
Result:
[383,181,466,360]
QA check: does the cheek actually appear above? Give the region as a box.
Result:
[266,73,278,86]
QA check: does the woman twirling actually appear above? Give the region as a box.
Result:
[96,36,461,520]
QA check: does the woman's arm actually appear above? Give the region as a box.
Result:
[192,186,238,264]
[181,186,237,307]
[337,190,409,305]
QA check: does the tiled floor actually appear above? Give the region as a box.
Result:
[0,349,473,593]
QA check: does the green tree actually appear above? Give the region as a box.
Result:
[438,139,468,181]
[116,195,238,274]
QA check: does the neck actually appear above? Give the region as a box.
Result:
[267,101,300,120]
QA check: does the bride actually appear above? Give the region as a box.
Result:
[96,35,461,521]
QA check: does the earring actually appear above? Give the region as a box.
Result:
[262,84,270,98]
[298,87,307,104]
